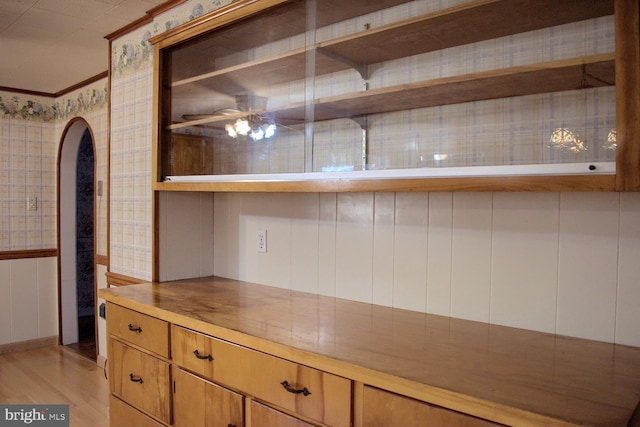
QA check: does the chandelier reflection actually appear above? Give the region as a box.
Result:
[547,64,593,153]
[603,129,617,150]
[548,127,587,153]
[225,115,277,141]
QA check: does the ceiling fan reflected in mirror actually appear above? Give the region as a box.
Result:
[182,95,285,141]
[225,115,277,141]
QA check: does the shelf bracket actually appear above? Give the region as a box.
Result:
[348,116,368,171]
[317,47,369,80]
[349,115,368,130]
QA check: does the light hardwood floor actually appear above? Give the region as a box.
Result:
[0,345,110,427]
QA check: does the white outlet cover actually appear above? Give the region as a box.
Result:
[257,229,267,253]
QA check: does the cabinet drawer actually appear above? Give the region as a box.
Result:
[109,338,171,424]
[109,395,164,427]
[171,324,216,379]
[362,386,501,427]
[107,303,169,358]
[250,401,315,427]
[173,367,243,427]
[172,325,351,427]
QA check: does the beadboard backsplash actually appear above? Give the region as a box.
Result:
[158,191,640,347]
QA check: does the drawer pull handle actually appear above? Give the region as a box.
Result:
[128,324,142,333]
[280,380,311,396]
[193,349,213,361]
[129,373,144,384]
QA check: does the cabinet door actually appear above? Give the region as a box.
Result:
[250,401,315,427]
[109,395,164,427]
[362,386,501,427]
[109,338,171,424]
[173,367,243,427]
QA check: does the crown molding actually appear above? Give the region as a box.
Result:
[105,0,189,41]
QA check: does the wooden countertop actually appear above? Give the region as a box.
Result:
[99,276,640,426]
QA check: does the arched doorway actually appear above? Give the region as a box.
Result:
[57,118,97,360]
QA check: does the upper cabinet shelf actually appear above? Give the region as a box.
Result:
[317,0,614,68]
[169,53,615,130]
[171,0,614,90]
[153,0,640,192]
[167,0,413,83]
[168,0,615,121]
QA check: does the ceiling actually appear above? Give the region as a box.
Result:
[0,0,168,95]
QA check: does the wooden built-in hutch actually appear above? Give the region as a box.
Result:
[102,1,640,426]
[151,0,639,192]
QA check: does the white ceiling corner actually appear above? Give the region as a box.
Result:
[0,0,168,94]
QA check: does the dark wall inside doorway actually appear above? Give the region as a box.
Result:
[76,129,94,340]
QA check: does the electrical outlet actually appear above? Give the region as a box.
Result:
[257,229,267,253]
[27,197,37,211]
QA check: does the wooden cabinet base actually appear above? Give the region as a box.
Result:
[250,401,316,427]
[362,386,501,427]
[172,325,351,427]
[101,279,640,427]
[109,395,164,427]
[173,367,244,427]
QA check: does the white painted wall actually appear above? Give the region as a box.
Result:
[96,263,108,360]
[160,191,639,347]
[58,121,84,345]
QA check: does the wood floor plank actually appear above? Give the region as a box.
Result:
[0,345,109,427]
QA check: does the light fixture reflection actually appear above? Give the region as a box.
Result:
[264,123,276,139]
[603,129,617,150]
[225,115,276,141]
[548,128,587,153]
[547,64,593,153]
[250,127,264,141]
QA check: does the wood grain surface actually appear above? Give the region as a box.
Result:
[100,277,640,426]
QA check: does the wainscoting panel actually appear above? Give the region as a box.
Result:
[207,191,640,346]
[0,257,57,346]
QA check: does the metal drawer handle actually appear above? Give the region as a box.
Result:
[193,349,213,361]
[280,380,311,396]
[129,373,143,384]
[128,324,142,333]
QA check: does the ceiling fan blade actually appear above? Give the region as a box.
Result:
[182,108,242,121]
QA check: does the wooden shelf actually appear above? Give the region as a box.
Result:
[154,174,616,193]
[171,46,350,96]
[307,53,615,120]
[318,0,614,68]
[168,53,615,130]
[169,0,412,82]
[170,0,613,95]
[168,0,615,133]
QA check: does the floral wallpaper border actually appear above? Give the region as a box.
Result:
[0,84,108,123]
[111,0,236,77]
[1,1,241,122]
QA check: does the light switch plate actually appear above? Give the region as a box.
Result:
[27,197,37,211]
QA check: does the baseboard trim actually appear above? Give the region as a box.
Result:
[97,354,108,374]
[0,336,58,355]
